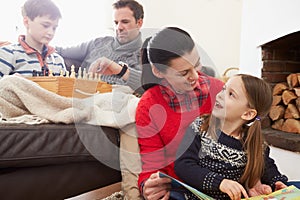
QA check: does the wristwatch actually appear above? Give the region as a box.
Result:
[117,61,128,78]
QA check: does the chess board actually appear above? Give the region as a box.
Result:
[28,76,112,98]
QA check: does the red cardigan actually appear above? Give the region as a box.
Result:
[136,76,224,189]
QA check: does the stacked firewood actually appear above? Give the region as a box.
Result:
[269,73,300,134]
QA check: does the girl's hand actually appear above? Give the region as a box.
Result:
[248,180,272,196]
[220,179,248,200]
[142,172,171,200]
[274,181,287,191]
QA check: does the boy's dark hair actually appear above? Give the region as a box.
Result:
[22,0,62,20]
[113,0,144,21]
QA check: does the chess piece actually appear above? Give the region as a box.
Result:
[70,65,76,78]
[88,72,94,80]
[60,69,65,77]
[49,69,53,77]
[83,68,88,80]
[94,73,98,81]
[77,67,82,79]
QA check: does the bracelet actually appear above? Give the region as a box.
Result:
[117,61,128,78]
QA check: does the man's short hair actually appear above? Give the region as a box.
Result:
[113,0,144,21]
[22,0,62,20]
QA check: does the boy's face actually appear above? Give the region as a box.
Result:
[24,15,59,46]
[113,7,143,44]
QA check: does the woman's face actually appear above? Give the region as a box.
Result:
[160,47,202,93]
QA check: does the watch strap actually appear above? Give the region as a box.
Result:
[117,62,128,78]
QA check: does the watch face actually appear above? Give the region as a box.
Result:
[118,61,128,67]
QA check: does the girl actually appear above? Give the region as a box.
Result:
[136,27,224,200]
[175,74,288,200]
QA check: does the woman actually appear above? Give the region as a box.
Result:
[135,27,224,200]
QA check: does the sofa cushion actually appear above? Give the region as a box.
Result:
[0,123,120,169]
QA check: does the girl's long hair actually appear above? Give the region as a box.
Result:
[208,74,273,189]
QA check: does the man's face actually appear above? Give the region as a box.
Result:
[113,7,143,44]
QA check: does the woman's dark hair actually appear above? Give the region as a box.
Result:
[141,27,195,91]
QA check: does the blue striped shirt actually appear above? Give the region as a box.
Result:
[0,35,66,78]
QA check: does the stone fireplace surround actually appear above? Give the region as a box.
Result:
[260,31,300,152]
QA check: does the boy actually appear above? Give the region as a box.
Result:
[0,0,65,78]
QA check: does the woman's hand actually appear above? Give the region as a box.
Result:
[248,180,272,196]
[220,179,248,200]
[142,172,171,200]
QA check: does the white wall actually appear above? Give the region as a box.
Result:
[51,0,114,46]
[0,0,24,43]
[239,0,300,77]
[141,0,242,77]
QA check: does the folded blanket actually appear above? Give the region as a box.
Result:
[0,76,140,128]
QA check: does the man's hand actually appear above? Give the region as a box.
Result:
[142,172,171,200]
[89,57,121,75]
[89,57,129,80]
[220,179,248,200]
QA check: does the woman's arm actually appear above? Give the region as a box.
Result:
[136,102,168,178]
[136,93,172,198]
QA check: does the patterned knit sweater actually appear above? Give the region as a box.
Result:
[136,76,224,190]
[175,117,288,200]
[56,33,142,91]
[0,35,65,78]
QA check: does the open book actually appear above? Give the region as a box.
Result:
[242,185,300,200]
[159,172,300,200]
[159,172,214,200]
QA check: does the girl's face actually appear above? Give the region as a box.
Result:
[212,76,252,123]
[158,47,202,93]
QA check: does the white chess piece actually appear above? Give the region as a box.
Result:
[77,67,82,79]
[83,68,88,80]
[60,69,65,77]
[70,65,76,78]
[65,71,70,77]
[48,69,53,77]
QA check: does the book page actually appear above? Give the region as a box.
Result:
[159,172,215,200]
[242,185,300,200]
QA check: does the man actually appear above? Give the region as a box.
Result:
[56,0,144,92]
